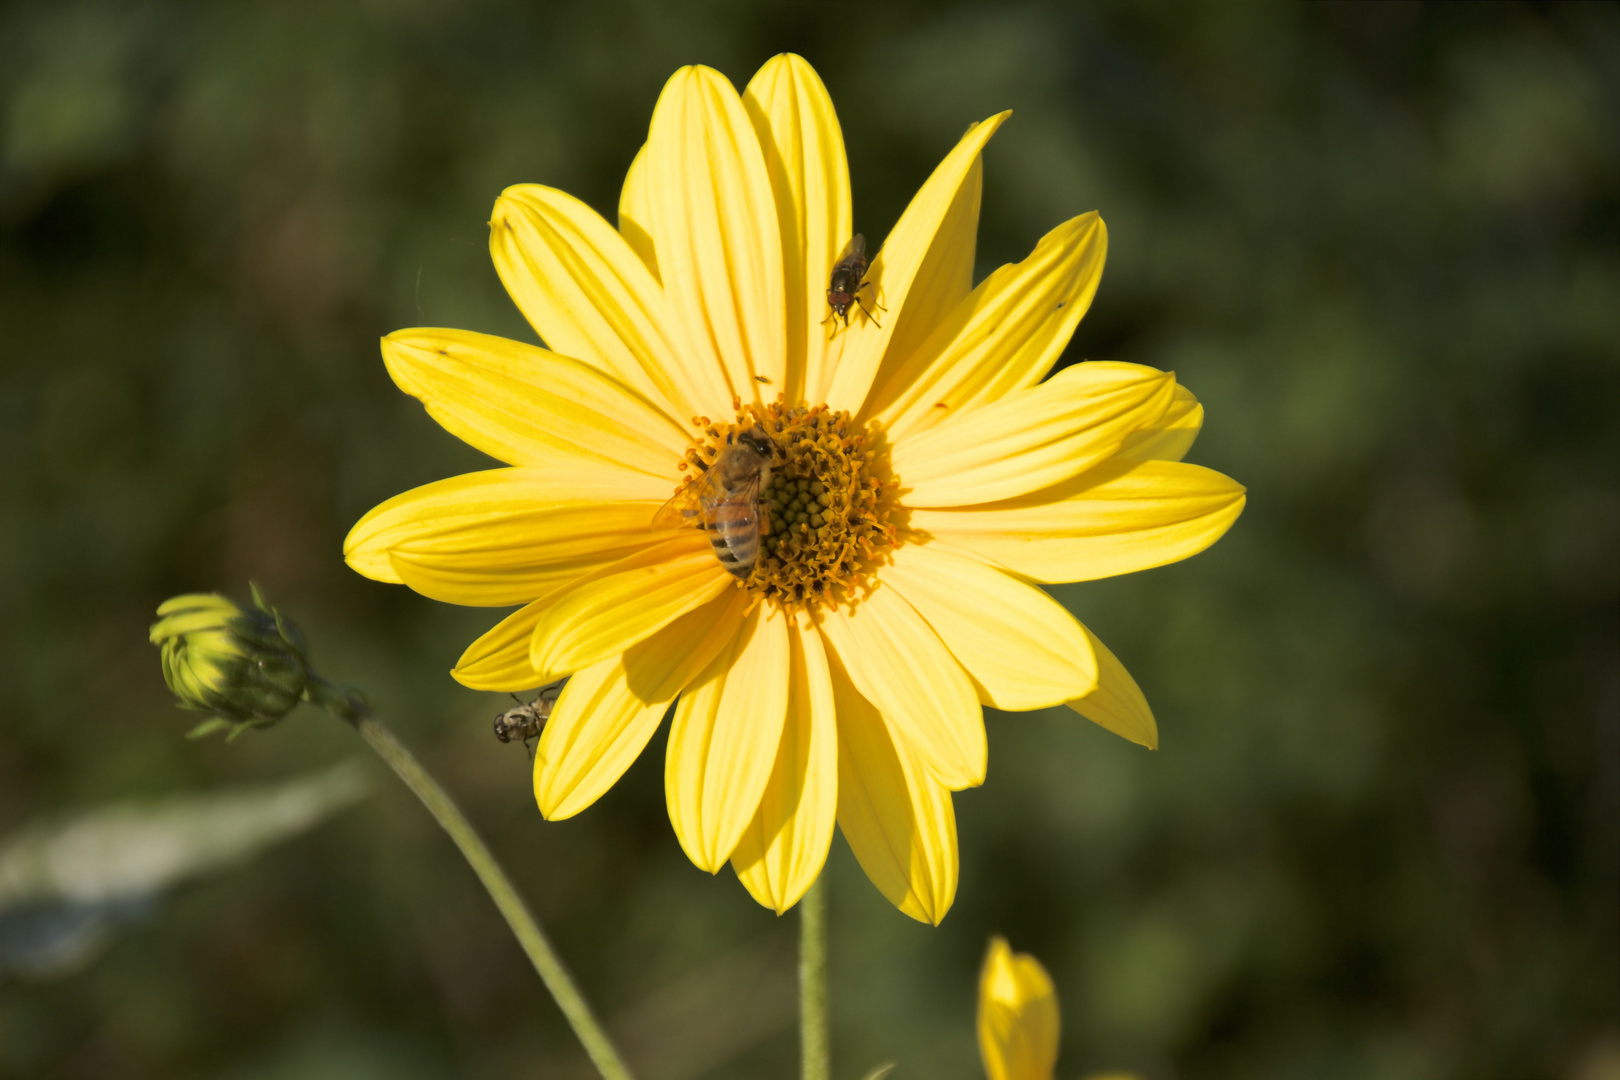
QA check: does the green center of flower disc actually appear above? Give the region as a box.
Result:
[677,399,896,610]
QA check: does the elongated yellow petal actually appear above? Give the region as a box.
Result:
[382,327,687,474]
[618,143,659,281]
[822,112,1009,416]
[829,647,958,925]
[491,184,719,421]
[665,604,791,872]
[452,596,551,691]
[528,535,737,682]
[893,361,1176,508]
[1116,383,1203,463]
[1065,623,1157,749]
[535,588,750,819]
[863,155,982,408]
[742,53,852,405]
[647,65,786,407]
[535,654,659,816]
[879,543,1096,710]
[867,214,1107,443]
[731,612,838,912]
[906,458,1246,584]
[819,586,985,789]
[979,936,1060,1080]
[344,466,670,604]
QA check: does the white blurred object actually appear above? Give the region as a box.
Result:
[0,763,366,979]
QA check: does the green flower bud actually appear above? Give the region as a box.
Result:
[149,588,311,738]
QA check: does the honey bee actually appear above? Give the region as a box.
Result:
[652,426,777,576]
[493,680,564,750]
[825,233,883,329]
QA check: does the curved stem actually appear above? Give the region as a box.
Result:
[346,710,635,1080]
[800,874,829,1080]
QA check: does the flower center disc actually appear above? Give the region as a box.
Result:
[679,399,896,610]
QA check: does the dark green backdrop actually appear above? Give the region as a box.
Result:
[1,2,1615,1078]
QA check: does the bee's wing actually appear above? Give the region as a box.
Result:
[836,233,866,264]
[730,474,764,522]
[651,469,720,530]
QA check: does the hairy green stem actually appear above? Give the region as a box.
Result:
[800,874,829,1080]
[335,699,634,1080]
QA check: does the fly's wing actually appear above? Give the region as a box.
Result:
[651,469,721,530]
[533,677,566,719]
[835,233,866,265]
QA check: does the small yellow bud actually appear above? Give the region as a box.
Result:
[149,588,311,738]
[978,936,1060,1080]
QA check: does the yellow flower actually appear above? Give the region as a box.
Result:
[344,55,1244,923]
[978,937,1140,1080]
[150,591,310,734]
[979,936,1061,1080]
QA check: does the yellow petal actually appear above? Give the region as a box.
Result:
[822,112,1009,416]
[819,586,985,789]
[618,143,659,281]
[978,936,1060,1080]
[381,327,688,474]
[742,54,852,405]
[665,603,792,872]
[866,213,1108,444]
[829,646,958,925]
[893,361,1177,508]
[862,155,982,414]
[879,543,1097,710]
[535,588,750,819]
[528,535,737,682]
[906,458,1246,584]
[1065,624,1158,749]
[731,612,838,913]
[647,65,786,407]
[491,184,721,421]
[1116,383,1203,463]
[344,466,670,603]
[452,597,551,691]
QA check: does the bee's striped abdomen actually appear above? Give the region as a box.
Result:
[706,498,762,576]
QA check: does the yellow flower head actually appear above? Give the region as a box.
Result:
[978,937,1142,1080]
[150,591,310,734]
[979,936,1061,1080]
[344,55,1244,922]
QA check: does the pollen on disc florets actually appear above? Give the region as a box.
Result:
[677,397,896,610]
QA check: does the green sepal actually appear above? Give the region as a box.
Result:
[184,717,237,740]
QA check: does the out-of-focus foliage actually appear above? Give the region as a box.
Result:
[0,3,1614,1079]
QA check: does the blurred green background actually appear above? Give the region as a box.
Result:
[1,2,1615,1078]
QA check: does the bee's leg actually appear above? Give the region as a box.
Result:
[524,736,536,763]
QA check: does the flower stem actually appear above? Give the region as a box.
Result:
[800,874,829,1080]
[343,707,635,1080]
